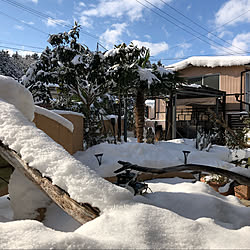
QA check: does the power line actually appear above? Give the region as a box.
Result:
[0,10,48,35]
[0,0,108,51]
[138,0,245,55]
[0,40,45,50]
[156,7,250,53]
[159,0,248,54]
[0,45,41,53]
[0,0,100,40]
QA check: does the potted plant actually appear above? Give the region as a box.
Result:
[200,174,234,196]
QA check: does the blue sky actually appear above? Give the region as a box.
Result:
[0,0,250,64]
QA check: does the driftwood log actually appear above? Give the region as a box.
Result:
[0,141,100,224]
[117,161,250,186]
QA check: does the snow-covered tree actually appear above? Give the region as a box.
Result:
[0,51,27,80]
[22,47,53,103]
[48,23,110,147]
[105,44,180,143]
[23,23,110,147]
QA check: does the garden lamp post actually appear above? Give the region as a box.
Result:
[182,150,191,165]
[95,153,103,166]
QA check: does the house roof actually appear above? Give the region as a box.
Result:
[166,56,250,71]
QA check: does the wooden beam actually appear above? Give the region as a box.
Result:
[117,161,250,186]
[0,141,100,224]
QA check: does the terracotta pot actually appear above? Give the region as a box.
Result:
[200,177,234,196]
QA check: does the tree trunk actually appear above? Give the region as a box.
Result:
[135,89,145,143]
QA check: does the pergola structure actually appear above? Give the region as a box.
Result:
[150,85,226,139]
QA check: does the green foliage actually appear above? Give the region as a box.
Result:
[225,116,250,149]
[22,47,53,103]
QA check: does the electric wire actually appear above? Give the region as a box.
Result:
[0,0,101,41]
[153,6,250,53]
[138,0,247,55]
[0,40,45,50]
[159,0,249,54]
[0,45,42,53]
[0,10,48,35]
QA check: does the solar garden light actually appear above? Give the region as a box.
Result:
[182,150,191,165]
[95,153,103,166]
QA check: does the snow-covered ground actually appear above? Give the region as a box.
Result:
[2,139,250,248]
[2,172,250,248]
[2,75,250,248]
[74,138,250,177]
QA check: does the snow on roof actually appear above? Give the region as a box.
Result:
[0,75,34,121]
[167,56,250,71]
[0,100,132,210]
[35,106,74,133]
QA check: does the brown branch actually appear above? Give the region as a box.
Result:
[0,141,100,224]
[117,161,250,186]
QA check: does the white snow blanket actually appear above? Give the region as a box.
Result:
[75,138,250,178]
[2,176,250,248]
[2,75,250,248]
[167,56,250,71]
[0,100,132,210]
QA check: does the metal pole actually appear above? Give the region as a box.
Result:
[117,97,122,142]
[124,97,128,142]
[172,94,177,139]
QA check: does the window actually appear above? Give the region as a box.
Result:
[187,74,219,90]
[187,77,202,86]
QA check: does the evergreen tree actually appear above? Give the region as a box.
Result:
[105,43,180,142]
[0,50,24,80]
[23,22,110,147]
[48,23,110,147]
[22,47,53,103]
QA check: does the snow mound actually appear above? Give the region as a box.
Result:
[167,56,250,71]
[35,106,74,132]
[0,75,34,121]
[2,177,250,248]
[0,100,132,210]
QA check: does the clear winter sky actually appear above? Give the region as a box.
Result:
[0,0,250,64]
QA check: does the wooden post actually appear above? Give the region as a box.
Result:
[0,141,100,224]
